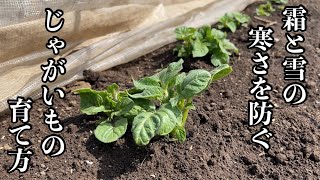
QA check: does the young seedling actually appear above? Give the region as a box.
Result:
[257,0,288,16]
[75,59,232,146]
[217,12,250,33]
[174,26,238,67]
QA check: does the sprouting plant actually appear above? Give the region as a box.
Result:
[257,0,288,16]
[270,0,288,4]
[75,59,232,146]
[257,2,276,16]
[174,26,238,67]
[217,12,250,33]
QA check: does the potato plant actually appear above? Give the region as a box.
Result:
[257,0,288,16]
[217,12,250,33]
[75,60,232,146]
[174,25,238,67]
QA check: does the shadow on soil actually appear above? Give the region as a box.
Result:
[63,115,148,180]
[85,133,148,180]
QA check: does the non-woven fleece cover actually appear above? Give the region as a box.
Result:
[0,0,257,112]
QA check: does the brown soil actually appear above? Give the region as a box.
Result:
[1,0,319,179]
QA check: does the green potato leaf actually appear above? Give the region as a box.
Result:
[175,27,196,40]
[185,102,196,111]
[169,97,180,107]
[94,118,128,143]
[233,12,250,25]
[132,112,161,146]
[257,2,275,16]
[192,39,209,58]
[158,59,184,87]
[211,50,229,67]
[218,16,228,26]
[163,103,183,124]
[226,21,237,33]
[134,77,160,90]
[97,91,117,109]
[221,39,239,54]
[177,46,189,57]
[171,126,187,143]
[106,83,119,100]
[211,28,226,39]
[270,0,288,4]
[114,97,135,116]
[256,0,287,17]
[75,88,105,115]
[211,64,233,82]
[175,72,186,87]
[155,107,179,136]
[196,25,213,40]
[217,12,250,32]
[133,98,156,111]
[179,70,212,99]
[124,98,156,121]
[129,86,164,100]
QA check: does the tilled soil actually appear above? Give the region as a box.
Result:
[0,0,319,179]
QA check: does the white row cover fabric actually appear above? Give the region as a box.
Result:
[0,0,257,112]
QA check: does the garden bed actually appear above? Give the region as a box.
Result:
[0,0,319,179]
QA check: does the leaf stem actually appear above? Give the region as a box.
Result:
[181,98,192,126]
[178,99,185,111]
[112,91,118,101]
[181,109,189,127]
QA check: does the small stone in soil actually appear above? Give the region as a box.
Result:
[314,101,320,109]
[306,80,316,89]
[310,150,320,162]
[223,132,232,138]
[65,106,72,111]
[302,146,312,158]
[286,151,295,161]
[217,111,224,117]
[275,153,287,165]
[0,144,12,151]
[85,160,94,165]
[203,104,213,111]
[150,174,156,178]
[114,138,125,147]
[273,103,280,108]
[69,100,77,107]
